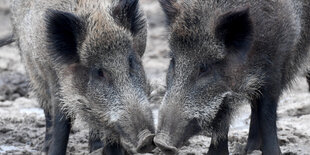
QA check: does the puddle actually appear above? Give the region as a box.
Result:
[19,107,44,117]
[0,145,19,153]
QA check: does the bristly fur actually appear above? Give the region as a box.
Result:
[10,0,153,154]
[158,0,179,25]
[45,9,86,64]
[155,0,310,154]
[215,7,253,52]
[112,0,145,35]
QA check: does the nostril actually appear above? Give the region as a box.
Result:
[154,136,178,155]
[136,140,156,153]
[136,130,156,153]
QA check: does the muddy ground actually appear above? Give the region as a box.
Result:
[0,0,310,154]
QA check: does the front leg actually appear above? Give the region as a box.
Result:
[306,72,310,92]
[207,132,229,155]
[89,129,129,155]
[246,86,281,155]
[42,108,53,153]
[245,100,262,153]
[102,143,128,155]
[89,128,104,152]
[48,104,71,155]
[257,88,281,154]
[207,102,231,155]
[48,82,71,155]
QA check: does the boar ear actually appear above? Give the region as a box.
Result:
[159,0,179,25]
[112,0,146,57]
[45,10,85,64]
[113,0,145,35]
[215,8,253,52]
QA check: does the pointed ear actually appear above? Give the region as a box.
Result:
[112,0,145,35]
[45,10,85,64]
[215,8,253,52]
[159,0,179,25]
[112,0,146,57]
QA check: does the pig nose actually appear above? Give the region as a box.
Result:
[154,134,178,155]
[136,129,156,153]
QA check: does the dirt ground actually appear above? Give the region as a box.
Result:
[0,0,310,155]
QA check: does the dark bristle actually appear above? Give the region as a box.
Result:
[45,9,85,64]
[158,0,179,26]
[113,0,145,35]
[127,0,145,35]
[215,8,253,52]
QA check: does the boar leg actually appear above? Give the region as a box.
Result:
[247,87,281,155]
[258,90,281,154]
[207,103,230,155]
[207,132,229,155]
[42,109,53,153]
[245,100,262,153]
[28,72,54,154]
[89,129,103,152]
[88,129,127,154]
[102,143,128,155]
[307,72,310,92]
[48,97,71,155]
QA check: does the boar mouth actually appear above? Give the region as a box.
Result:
[114,106,156,154]
[136,129,156,153]
[154,117,202,154]
[118,129,156,154]
[154,92,234,153]
[154,133,178,155]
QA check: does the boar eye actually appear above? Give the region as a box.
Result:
[169,58,175,69]
[129,55,134,69]
[198,64,209,78]
[94,68,112,83]
[97,69,105,78]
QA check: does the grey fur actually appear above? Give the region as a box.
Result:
[9,0,155,154]
[155,0,310,154]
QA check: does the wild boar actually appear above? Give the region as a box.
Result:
[154,0,310,154]
[8,0,155,154]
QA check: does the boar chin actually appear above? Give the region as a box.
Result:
[154,103,203,154]
[111,104,156,153]
[119,129,155,154]
[154,117,202,155]
[155,92,233,153]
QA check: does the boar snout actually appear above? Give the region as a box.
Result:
[155,102,203,154]
[117,126,156,154]
[136,129,156,153]
[113,102,155,153]
[154,118,202,154]
[118,128,155,154]
[154,133,178,155]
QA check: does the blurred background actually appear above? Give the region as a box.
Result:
[0,0,310,154]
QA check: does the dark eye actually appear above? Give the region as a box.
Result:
[198,64,209,78]
[169,58,175,69]
[97,68,105,78]
[166,57,175,88]
[129,55,134,69]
